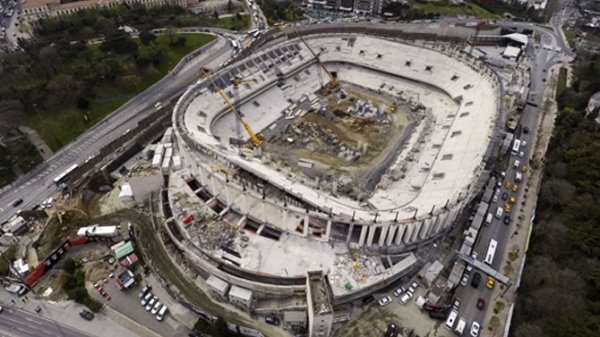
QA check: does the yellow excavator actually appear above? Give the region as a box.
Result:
[200,68,263,148]
[292,27,338,93]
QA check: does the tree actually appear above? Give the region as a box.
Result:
[139,30,157,46]
[76,97,89,110]
[228,0,234,11]
[213,11,219,20]
[236,12,242,21]
[121,75,142,91]
[62,258,77,274]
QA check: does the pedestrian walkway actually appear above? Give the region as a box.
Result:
[18,126,54,161]
[0,289,142,337]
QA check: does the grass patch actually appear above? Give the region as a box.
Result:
[556,67,568,98]
[494,301,506,314]
[29,33,215,151]
[217,14,251,31]
[412,1,500,19]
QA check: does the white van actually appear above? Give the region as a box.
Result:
[485,213,493,226]
[495,206,503,219]
[445,309,458,330]
[156,305,168,321]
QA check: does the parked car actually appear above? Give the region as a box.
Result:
[362,295,375,306]
[471,322,480,337]
[452,298,461,311]
[138,285,152,298]
[151,301,162,315]
[399,291,413,305]
[385,323,398,337]
[141,293,153,306]
[145,296,158,311]
[523,126,530,134]
[501,192,508,201]
[471,273,481,288]
[503,216,511,225]
[476,298,485,310]
[393,287,406,297]
[487,277,495,289]
[465,264,473,273]
[265,314,280,326]
[79,310,94,321]
[378,296,392,306]
[460,274,469,286]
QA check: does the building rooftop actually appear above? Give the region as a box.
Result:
[308,271,333,315]
[228,285,253,301]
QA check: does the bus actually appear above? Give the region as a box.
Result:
[484,239,498,265]
[246,28,258,35]
[511,139,521,156]
[53,164,78,188]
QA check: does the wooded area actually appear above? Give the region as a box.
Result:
[0,3,238,186]
[512,53,600,337]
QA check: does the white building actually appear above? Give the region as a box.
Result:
[228,285,253,309]
[206,275,230,299]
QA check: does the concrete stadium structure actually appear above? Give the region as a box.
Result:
[168,34,500,306]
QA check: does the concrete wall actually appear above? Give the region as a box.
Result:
[128,173,163,202]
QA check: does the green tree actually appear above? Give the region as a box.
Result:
[139,30,157,46]
[62,258,77,274]
[121,75,142,91]
[236,12,242,21]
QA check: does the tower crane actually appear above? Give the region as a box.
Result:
[232,77,258,150]
[200,68,263,148]
[292,27,339,93]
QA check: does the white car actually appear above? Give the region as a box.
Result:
[399,291,413,305]
[472,251,478,260]
[471,322,480,337]
[460,274,469,286]
[378,296,392,307]
[519,151,524,158]
[145,296,158,311]
[522,140,527,147]
[408,281,419,293]
[465,264,473,273]
[151,301,162,315]
[393,287,406,297]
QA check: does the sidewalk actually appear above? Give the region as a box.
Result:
[482,62,562,336]
[0,289,142,337]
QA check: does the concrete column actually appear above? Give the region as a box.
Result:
[261,200,267,224]
[366,225,376,246]
[198,165,206,185]
[378,225,389,246]
[325,220,332,242]
[358,225,367,246]
[225,184,231,205]
[243,192,248,214]
[346,224,354,244]
[282,209,288,231]
[210,174,216,196]
[386,225,398,246]
[303,214,309,237]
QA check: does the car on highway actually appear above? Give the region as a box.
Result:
[522,165,527,172]
[501,192,508,201]
[503,216,511,225]
[487,277,495,289]
[504,204,511,213]
[79,310,94,321]
[471,322,480,337]
[460,274,469,286]
[513,184,519,192]
[145,296,158,311]
[12,198,23,207]
[399,291,413,305]
[522,140,527,147]
[138,285,152,298]
[471,273,481,288]
[393,287,406,297]
[513,160,520,168]
[523,126,530,134]
[0,306,3,313]
[476,298,485,310]
[505,181,511,189]
[519,151,524,157]
[509,196,516,204]
[379,296,392,306]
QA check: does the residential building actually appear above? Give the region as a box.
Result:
[307,271,334,337]
[228,285,254,309]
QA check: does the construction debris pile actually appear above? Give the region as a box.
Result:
[347,99,391,125]
[189,219,238,251]
[327,251,385,292]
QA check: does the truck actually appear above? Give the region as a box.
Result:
[454,317,466,335]
[5,283,27,296]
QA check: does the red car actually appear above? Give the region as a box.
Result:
[104,294,111,301]
[477,298,485,310]
[100,289,107,296]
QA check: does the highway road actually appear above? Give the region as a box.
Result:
[0,307,91,337]
[0,37,234,223]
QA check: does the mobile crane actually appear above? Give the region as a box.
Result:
[232,77,258,150]
[292,27,339,93]
[200,68,263,147]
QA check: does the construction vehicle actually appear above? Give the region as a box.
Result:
[200,68,263,147]
[291,27,338,93]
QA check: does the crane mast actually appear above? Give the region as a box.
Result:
[292,27,339,91]
[200,69,263,148]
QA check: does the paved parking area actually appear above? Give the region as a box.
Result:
[89,275,190,337]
